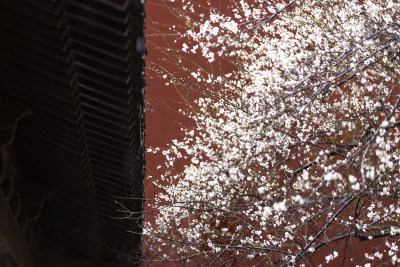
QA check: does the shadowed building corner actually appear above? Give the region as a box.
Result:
[0,0,146,266]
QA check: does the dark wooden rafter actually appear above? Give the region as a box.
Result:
[0,0,146,265]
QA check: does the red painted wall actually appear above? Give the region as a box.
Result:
[144,1,393,266]
[144,1,192,265]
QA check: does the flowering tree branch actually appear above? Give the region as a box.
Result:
[144,0,400,265]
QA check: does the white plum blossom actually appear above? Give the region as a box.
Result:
[349,175,357,184]
[145,0,400,266]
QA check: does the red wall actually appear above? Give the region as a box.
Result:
[144,1,394,266]
[144,1,192,265]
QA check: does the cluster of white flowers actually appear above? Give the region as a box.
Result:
[145,0,400,265]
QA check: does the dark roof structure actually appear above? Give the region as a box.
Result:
[0,0,146,266]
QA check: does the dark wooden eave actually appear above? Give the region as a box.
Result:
[0,0,146,265]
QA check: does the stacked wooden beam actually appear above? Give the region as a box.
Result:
[0,0,145,264]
